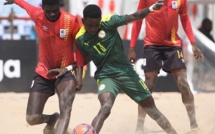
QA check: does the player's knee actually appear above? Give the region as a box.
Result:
[62,94,75,111]
[178,78,190,93]
[146,82,155,92]
[26,114,41,126]
[100,104,112,117]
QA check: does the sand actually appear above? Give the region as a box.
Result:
[0,92,214,134]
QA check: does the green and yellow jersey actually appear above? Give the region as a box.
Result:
[76,14,135,79]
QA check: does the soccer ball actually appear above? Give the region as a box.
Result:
[71,123,97,134]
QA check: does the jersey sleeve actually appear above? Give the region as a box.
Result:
[71,17,82,41]
[101,14,127,29]
[70,16,83,66]
[75,43,85,66]
[14,0,39,21]
[76,38,91,65]
[130,0,145,47]
[179,0,195,42]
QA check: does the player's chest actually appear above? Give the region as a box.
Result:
[37,21,72,40]
[147,0,182,10]
[83,34,114,57]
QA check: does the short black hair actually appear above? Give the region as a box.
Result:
[83,4,101,19]
[42,0,60,5]
[202,18,212,25]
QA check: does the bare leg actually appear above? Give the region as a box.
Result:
[91,93,116,134]
[139,96,177,134]
[136,71,158,133]
[172,69,198,129]
[135,105,146,134]
[26,92,59,134]
[43,113,60,134]
[55,80,77,134]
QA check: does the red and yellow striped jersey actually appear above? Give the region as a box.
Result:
[15,0,84,79]
[130,0,195,47]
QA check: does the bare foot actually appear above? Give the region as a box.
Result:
[135,123,144,134]
[135,130,144,134]
[135,127,144,134]
[43,112,59,134]
[191,122,198,129]
[184,128,203,134]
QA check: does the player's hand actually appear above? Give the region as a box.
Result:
[76,79,83,91]
[47,68,68,78]
[128,47,136,63]
[47,62,77,78]
[191,42,204,62]
[4,0,14,5]
[152,0,164,10]
[75,67,83,91]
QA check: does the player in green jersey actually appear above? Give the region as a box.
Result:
[48,1,178,134]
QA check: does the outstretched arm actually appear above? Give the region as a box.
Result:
[128,0,163,62]
[4,0,14,5]
[4,0,37,20]
[125,0,163,24]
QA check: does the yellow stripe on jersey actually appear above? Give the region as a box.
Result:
[101,14,114,22]
[176,0,181,12]
[180,13,187,16]
[76,14,113,39]
[76,26,86,39]
[64,14,70,41]
[60,55,67,68]
[171,27,177,44]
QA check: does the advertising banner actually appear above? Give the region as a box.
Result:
[0,40,37,92]
[0,40,178,93]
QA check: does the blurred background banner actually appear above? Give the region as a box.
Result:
[0,41,37,92]
[0,0,41,40]
[0,40,178,93]
[0,0,215,93]
[0,0,215,40]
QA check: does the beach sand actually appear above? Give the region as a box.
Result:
[0,92,214,134]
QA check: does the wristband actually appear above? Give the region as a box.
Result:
[65,65,73,71]
[149,4,155,12]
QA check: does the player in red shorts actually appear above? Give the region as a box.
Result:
[4,0,84,134]
[128,0,204,133]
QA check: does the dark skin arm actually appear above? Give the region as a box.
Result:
[125,0,164,23]
[191,42,204,62]
[4,0,14,5]
[127,0,163,62]
[47,63,83,91]
[75,66,83,91]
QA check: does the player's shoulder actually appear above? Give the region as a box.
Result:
[32,8,44,18]
[60,10,76,18]
[75,26,86,42]
[101,14,115,22]
[179,0,187,6]
[60,10,79,22]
